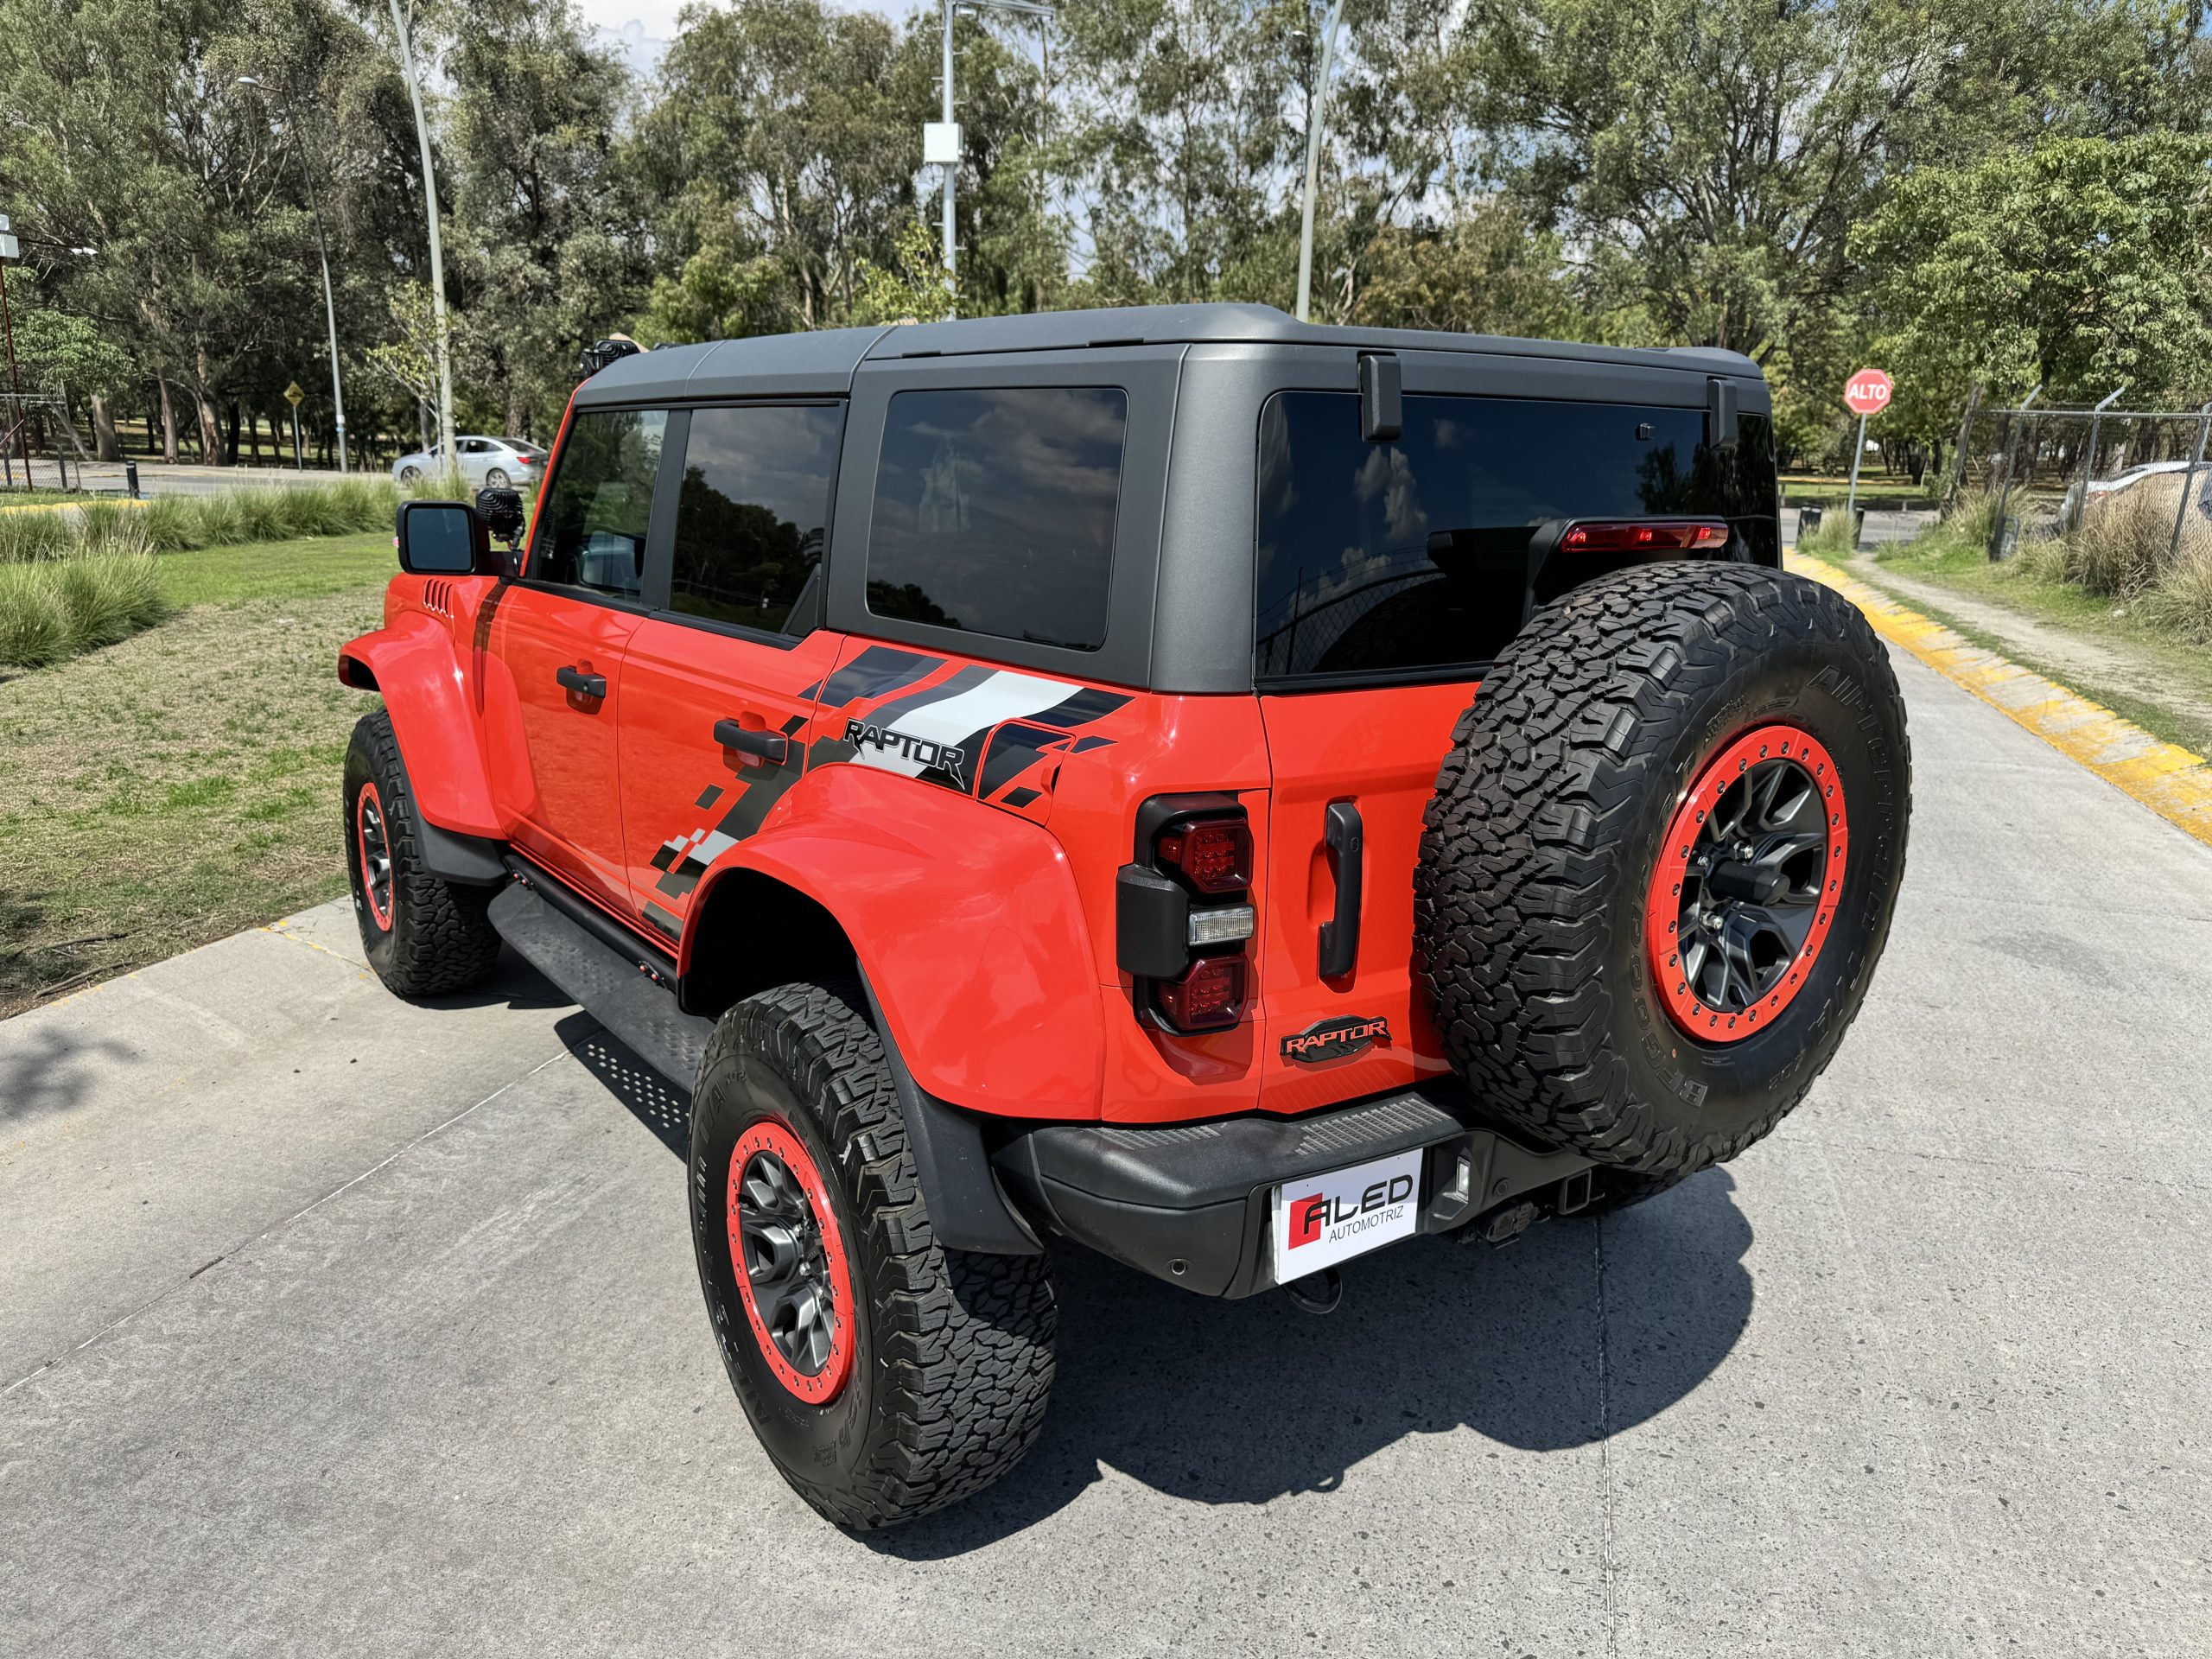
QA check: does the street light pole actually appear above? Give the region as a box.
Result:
[387,0,454,469]
[941,0,957,289]
[237,78,349,474]
[1294,0,1346,324]
[933,0,1055,313]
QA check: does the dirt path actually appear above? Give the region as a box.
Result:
[1843,551,2212,755]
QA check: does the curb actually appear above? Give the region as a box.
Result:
[1788,551,2212,850]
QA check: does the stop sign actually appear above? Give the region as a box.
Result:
[1845,369,1893,416]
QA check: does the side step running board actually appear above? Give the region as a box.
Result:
[487,881,714,1090]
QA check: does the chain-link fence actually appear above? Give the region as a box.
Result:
[1948,393,2212,565]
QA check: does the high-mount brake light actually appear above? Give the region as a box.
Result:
[1560,520,1730,553]
[1155,955,1247,1033]
[1155,816,1252,894]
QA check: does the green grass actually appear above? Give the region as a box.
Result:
[1861,495,2212,756]
[0,482,402,670]
[157,531,394,607]
[0,531,394,1014]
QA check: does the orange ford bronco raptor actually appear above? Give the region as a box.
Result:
[339,304,1909,1528]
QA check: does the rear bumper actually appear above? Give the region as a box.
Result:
[991,1086,1594,1298]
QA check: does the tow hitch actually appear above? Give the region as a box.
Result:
[1282,1267,1344,1315]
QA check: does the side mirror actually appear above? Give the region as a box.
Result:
[394,499,498,577]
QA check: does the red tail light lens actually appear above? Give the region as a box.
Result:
[1560,520,1729,553]
[1155,954,1247,1033]
[1155,816,1252,894]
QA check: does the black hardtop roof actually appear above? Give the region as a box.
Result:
[570,303,1760,408]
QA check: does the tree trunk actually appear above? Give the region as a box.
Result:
[226,401,241,464]
[157,378,180,463]
[194,386,226,466]
[89,393,123,462]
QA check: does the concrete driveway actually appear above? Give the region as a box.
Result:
[4,647,2209,1656]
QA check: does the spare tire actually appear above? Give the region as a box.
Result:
[1414,561,1910,1178]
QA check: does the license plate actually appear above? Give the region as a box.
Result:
[1270,1147,1424,1281]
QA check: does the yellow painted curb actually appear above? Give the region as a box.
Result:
[0,496,147,517]
[1787,551,2212,850]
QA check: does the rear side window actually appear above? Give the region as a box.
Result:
[668,404,843,637]
[530,408,667,599]
[1255,391,1777,683]
[866,387,1126,652]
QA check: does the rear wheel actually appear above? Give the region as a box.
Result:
[690,979,1056,1530]
[1414,561,1910,1178]
[342,710,501,997]
[484,467,511,489]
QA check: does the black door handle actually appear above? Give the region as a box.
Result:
[1318,800,1363,978]
[556,665,606,700]
[714,718,791,766]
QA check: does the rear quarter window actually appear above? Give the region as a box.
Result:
[865,386,1127,652]
[1255,391,1777,683]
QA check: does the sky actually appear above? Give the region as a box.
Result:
[573,0,891,74]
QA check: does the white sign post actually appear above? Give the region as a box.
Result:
[1842,369,1894,531]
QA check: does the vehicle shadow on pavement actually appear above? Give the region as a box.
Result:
[557,1022,1754,1560]
[875,1169,1754,1559]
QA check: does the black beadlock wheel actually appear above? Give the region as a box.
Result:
[690,979,1057,1530]
[341,709,502,997]
[1414,561,1910,1179]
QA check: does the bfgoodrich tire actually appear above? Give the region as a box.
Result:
[342,709,502,997]
[690,979,1056,1530]
[1414,561,1910,1179]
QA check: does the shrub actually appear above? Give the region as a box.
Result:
[0,508,73,564]
[0,561,71,664]
[52,550,168,650]
[1798,511,1857,559]
[0,538,170,669]
[2141,542,2212,646]
[141,495,202,552]
[2064,480,2178,596]
[1946,488,2000,551]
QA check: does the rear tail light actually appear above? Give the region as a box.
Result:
[1154,955,1246,1033]
[1155,816,1252,893]
[1560,519,1729,553]
[1119,798,1257,1034]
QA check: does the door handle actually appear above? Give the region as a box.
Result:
[556,665,606,700]
[714,718,791,766]
[1318,800,1363,979]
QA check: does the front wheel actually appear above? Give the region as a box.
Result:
[690,979,1056,1530]
[342,710,502,997]
[398,465,422,485]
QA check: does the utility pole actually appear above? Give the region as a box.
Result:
[1294,0,1347,323]
[237,78,350,473]
[388,0,454,468]
[929,0,1055,314]
[0,218,30,485]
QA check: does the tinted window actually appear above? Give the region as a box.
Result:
[1255,392,1777,682]
[667,404,842,637]
[529,409,666,598]
[866,387,1126,652]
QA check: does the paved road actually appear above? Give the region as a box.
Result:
[4,647,2210,1656]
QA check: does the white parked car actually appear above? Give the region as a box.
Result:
[391,435,547,490]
